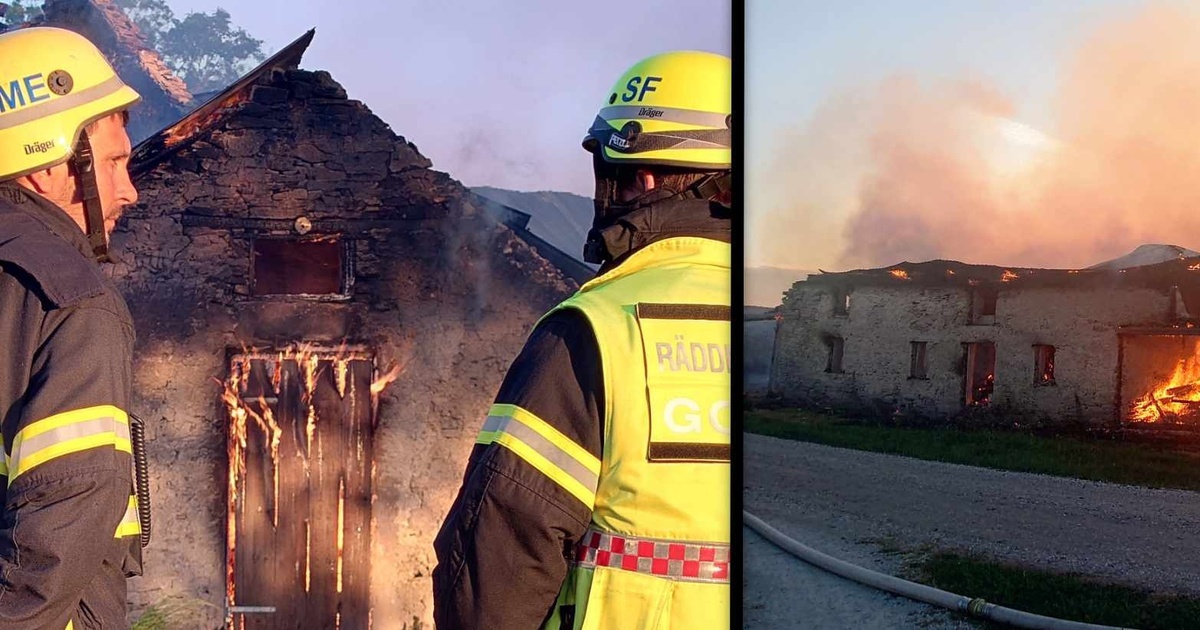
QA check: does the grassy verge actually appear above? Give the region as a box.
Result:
[907,551,1200,629]
[745,409,1200,492]
[131,596,219,630]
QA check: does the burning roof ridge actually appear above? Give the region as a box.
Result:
[129,28,317,176]
[827,254,1200,276]
[1088,243,1200,270]
[823,259,1062,276]
[803,254,1200,289]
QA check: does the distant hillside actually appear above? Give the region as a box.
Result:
[744,305,778,320]
[472,187,595,268]
[1089,244,1200,270]
[746,266,812,307]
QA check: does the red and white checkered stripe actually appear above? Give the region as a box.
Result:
[575,528,729,584]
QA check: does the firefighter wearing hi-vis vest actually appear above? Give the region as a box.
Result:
[434,50,732,629]
[0,27,148,629]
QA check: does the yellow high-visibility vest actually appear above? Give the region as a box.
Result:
[544,235,731,630]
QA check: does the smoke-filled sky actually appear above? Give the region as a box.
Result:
[747,0,1200,272]
[165,0,731,196]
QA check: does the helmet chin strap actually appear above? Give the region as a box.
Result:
[71,130,110,262]
[584,153,623,264]
[691,171,732,204]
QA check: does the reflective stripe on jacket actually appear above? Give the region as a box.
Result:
[476,403,602,508]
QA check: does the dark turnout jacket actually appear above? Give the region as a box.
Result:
[0,185,141,629]
[433,196,731,629]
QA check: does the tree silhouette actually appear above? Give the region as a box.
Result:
[114,0,265,94]
[2,1,266,94]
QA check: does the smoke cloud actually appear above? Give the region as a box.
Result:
[785,5,1200,270]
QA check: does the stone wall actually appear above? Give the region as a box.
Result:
[109,68,575,628]
[771,280,1173,424]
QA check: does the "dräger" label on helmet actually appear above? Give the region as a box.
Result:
[24,139,55,155]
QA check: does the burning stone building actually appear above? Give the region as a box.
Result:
[28,2,584,627]
[771,258,1200,428]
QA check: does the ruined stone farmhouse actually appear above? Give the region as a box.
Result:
[31,2,587,627]
[771,257,1200,428]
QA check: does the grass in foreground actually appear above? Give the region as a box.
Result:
[131,596,219,630]
[910,551,1200,630]
[745,409,1200,492]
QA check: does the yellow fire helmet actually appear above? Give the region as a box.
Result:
[583,50,731,170]
[0,26,141,181]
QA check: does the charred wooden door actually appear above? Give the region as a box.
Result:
[225,350,375,629]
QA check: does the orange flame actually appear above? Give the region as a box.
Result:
[239,394,283,527]
[889,269,911,280]
[220,359,249,613]
[1130,350,1200,422]
[336,360,349,399]
[1001,270,1019,282]
[371,460,378,506]
[371,364,403,395]
[336,477,345,594]
[221,342,390,612]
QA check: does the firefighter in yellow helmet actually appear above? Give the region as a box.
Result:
[0,26,146,629]
[434,50,731,629]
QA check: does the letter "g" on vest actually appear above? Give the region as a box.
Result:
[664,397,702,433]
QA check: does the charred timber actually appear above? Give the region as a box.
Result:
[181,211,440,234]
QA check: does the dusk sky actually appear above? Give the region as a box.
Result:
[748,0,1200,273]
[167,0,731,197]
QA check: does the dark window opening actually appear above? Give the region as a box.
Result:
[1034,344,1056,386]
[969,285,999,324]
[910,341,928,379]
[964,341,995,406]
[832,287,850,316]
[252,238,346,296]
[824,335,845,373]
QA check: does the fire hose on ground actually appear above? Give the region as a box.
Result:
[743,511,1131,630]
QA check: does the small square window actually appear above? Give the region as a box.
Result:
[970,285,998,324]
[252,238,348,297]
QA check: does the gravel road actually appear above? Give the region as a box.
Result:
[744,433,1200,611]
[744,523,977,629]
